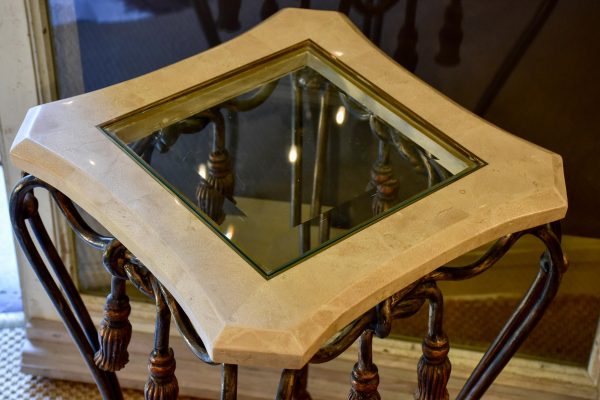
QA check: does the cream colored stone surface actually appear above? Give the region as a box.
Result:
[10,9,567,369]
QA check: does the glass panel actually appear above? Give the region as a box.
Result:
[102,44,483,277]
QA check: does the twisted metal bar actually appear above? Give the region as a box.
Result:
[124,262,154,298]
[10,176,122,400]
[311,309,377,364]
[313,282,425,364]
[430,231,525,281]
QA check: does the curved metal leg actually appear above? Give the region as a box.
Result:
[277,369,299,400]
[456,224,567,399]
[221,364,238,400]
[9,176,122,400]
[293,364,312,400]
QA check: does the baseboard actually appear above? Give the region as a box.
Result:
[21,318,598,399]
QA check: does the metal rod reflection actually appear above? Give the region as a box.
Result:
[291,73,304,227]
[310,85,332,218]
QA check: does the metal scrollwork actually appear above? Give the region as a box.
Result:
[10,178,566,400]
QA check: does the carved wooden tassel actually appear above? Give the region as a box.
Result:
[348,331,381,400]
[145,279,178,400]
[415,282,451,400]
[94,276,132,371]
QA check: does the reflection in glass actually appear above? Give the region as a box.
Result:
[103,48,483,277]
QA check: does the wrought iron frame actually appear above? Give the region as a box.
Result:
[10,173,567,400]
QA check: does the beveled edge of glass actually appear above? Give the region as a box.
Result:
[98,40,486,279]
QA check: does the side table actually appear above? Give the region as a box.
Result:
[9,8,567,400]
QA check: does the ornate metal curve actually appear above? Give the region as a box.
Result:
[224,80,279,112]
[10,175,122,400]
[310,309,376,364]
[10,174,567,400]
[10,175,217,398]
[158,283,216,365]
[51,189,112,250]
[429,231,525,281]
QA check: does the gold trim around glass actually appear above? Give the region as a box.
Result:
[100,40,486,279]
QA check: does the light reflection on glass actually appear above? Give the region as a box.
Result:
[225,224,235,240]
[335,106,346,125]
[288,145,298,163]
[197,163,207,178]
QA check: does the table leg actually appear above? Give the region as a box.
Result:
[456,224,566,399]
[221,364,238,400]
[10,176,123,400]
[277,369,299,400]
[293,364,312,400]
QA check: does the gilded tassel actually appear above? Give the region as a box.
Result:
[414,336,451,400]
[94,276,131,372]
[145,277,178,400]
[145,349,178,400]
[348,331,381,400]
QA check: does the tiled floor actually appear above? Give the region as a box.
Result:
[0,166,21,312]
[0,324,204,399]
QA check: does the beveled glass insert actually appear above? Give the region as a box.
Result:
[102,43,484,278]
